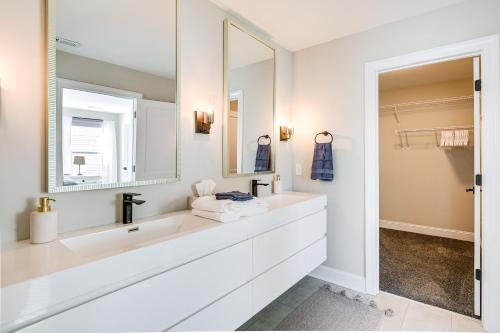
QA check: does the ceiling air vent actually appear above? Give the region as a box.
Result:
[56,36,81,48]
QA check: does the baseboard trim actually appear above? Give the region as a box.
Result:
[380,219,474,242]
[309,265,366,293]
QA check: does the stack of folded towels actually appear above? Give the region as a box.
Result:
[192,191,269,223]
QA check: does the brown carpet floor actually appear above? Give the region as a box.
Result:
[380,228,474,316]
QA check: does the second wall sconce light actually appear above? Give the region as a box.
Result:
[280,124,294,141]
[194,110,214,134]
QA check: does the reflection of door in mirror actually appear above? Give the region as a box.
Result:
[229,90,244,173]
[135,100,177,181]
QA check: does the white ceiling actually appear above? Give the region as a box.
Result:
[229,24,274,70]
[63,89,134,114]
[56,0,176,79]
[211,0,466,51]
[379,58,473,91]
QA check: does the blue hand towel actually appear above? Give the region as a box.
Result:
[311,142,334,181]
[215,191,254,201]
[255,143,271,172]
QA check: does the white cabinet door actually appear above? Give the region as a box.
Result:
[19,240,252,333]
[252,237,327,315]
[253,210,326,276]
[169,283,252,332]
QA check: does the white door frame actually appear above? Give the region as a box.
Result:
[472,56,482,316]
[364,35,499,328]
[230,89,244,173]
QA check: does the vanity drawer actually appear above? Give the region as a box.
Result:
[252,237,326,314]
[253,210,326,276]
[18,240,252,333]
[169,283,252,332]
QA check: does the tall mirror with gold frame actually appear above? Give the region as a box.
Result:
[46,0,179,193]
[223,19,276,177]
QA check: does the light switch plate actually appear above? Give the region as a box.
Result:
[295,164,302,176]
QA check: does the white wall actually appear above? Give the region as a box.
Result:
[292,0,500,281]
[56,51,177,103]
[0,0,293,243]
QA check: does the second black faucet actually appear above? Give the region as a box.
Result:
[251,179,269,197]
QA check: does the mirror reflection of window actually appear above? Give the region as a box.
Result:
[60,87,135,186]
[69,118,104,177]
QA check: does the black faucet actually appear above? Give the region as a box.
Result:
[251,179,269,197]
[122,193,146,224]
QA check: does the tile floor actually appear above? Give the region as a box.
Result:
[377,291,484,332]
[238,276,484,332]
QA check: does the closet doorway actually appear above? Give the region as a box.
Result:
[377,57,481,317]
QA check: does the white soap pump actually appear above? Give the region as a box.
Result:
[30,197,58,244]
[273,174,283,194]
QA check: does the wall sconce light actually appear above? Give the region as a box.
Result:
[280,124,294,141]
[194,110,214,134]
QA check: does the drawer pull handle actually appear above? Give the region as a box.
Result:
[128,227,140,233]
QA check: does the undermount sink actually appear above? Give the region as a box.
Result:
[261,193,312,208]
[60,214,213,258]
[59,193,320,259]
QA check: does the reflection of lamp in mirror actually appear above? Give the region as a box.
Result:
[194,109,215,134]
[280,124,294,141]
[73,156,85,175]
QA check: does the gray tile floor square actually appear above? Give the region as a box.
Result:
[238,275,325,331]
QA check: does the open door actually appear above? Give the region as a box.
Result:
[473,56,482,317]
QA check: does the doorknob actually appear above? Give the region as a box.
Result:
[466,188,475,194]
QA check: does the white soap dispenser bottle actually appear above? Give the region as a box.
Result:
[273,174,283,194]
[30,197,58,244]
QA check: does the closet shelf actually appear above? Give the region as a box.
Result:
[396,125,474,149]
[395,125,474,135]
[380,95,473,124]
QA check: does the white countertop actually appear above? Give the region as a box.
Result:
[1,192,326,332]
[1,211,219,288]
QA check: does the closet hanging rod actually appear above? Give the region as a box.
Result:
[380,95,473,111]
[396,125,474,134]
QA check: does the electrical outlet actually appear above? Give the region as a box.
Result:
[295,163,302,176]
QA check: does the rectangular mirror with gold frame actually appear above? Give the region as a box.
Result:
[223,19,276,177]
[46,0,180,193]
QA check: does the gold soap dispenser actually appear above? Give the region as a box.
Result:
[30,197,58,244]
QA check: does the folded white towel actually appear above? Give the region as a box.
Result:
[191,195,269,213]
[191,196,239,213]
[231,198,269,216]
[195,179,216,197]
[192,209,241,223]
